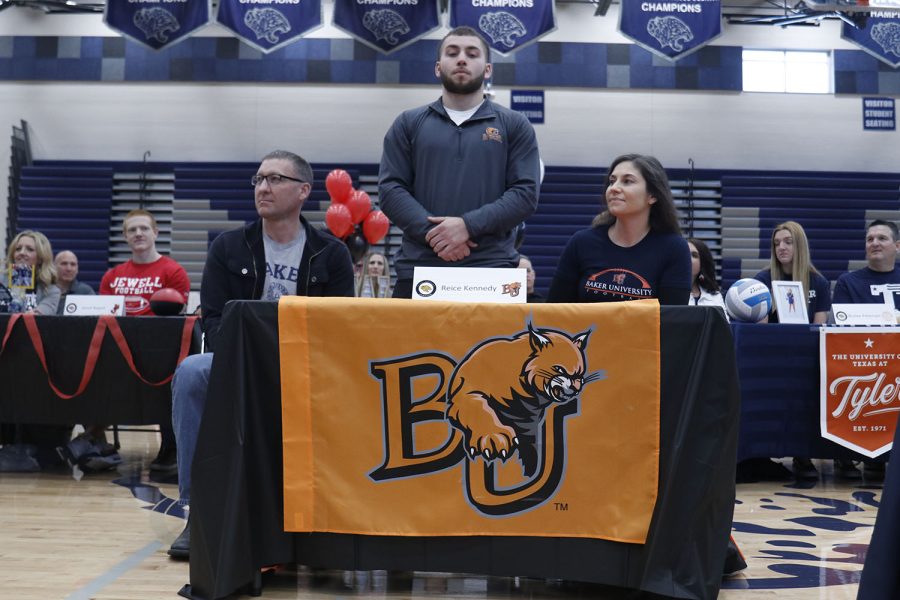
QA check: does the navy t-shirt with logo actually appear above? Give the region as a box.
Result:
[548,225,691,303]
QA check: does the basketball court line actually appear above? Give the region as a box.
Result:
[63,541,162,600]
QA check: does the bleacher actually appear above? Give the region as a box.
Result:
[16,164,114,288]
[721,172,900,288]
[519,167,601,294]
[12,161,382,291]
[9,161,900,297]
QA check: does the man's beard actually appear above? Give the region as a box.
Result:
[440,68,485,95]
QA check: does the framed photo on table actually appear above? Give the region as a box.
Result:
[772,280,809,324]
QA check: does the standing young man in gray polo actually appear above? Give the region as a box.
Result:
[378,26,541,298]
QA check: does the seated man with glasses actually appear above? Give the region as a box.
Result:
[167,150,355,559]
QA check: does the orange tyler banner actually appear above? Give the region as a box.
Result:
[820,327,899,458]
[279,297,661,543]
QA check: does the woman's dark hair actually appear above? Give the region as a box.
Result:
[592,153,682,235]
[688,237,720,293]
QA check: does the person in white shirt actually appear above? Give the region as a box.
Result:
[687,238,727,320]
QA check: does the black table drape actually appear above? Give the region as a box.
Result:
[188,302,740,600]
[0,314,198,425]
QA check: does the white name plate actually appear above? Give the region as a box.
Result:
[412,267,527,303]
[63,295,126,316]
[832,303,897,326]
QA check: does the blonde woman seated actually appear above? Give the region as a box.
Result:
[753,221,831,480]
[1,230,60,314]
[753,221,830,324]
[0,231,65,472]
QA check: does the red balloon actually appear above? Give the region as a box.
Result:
[325,203,353,238]
[362,210,390,245]
[325,169,353,204]
[346,190,372,225]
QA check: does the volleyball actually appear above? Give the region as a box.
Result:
[725,279,772,323]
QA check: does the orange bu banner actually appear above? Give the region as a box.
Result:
[820,327,900,458]
[279,297,661,543]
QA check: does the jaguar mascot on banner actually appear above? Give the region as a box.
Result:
[647,15,694,52]
[478,11,527,49]
[362,9,411,46]
[871,22,900,58]
[133,8,180,43]
[244,8,292,44]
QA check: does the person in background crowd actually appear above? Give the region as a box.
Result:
[751,221,831,481]
[357,252,392,298]
[365,252,388,277]
[0,231,65,473]
[687,238,726,318]
[547,154,690,304]
[54,250,94,314]
[518,254,544,302]
[167,150,355,560]
[829,219,898,482]
[832,219,900,304]
[378,26,540,298]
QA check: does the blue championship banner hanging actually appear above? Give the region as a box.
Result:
[333,0,441,54]
[449,0,557,56]
[104,0,211,51]
[216,0,322,54]
[842,11,900,69]
[618,0,722,62]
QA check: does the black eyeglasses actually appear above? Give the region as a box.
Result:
[251,173,307,187]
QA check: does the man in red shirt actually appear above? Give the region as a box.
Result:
[99,209,190,314]
[63,209,190,473]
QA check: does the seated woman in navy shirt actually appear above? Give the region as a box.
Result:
[751,220,831,480]
[548,154,690,304]
[753,221,830,324]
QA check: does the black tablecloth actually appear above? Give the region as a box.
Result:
[0,314,198,425]
[188,302,740,600]
[732,322,879,462]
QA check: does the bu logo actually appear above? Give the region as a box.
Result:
[369,322,605,515]
[613,273,627,285]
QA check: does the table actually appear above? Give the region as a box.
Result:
[0,314,197,425]
[732,323,887,462]
[187,302,740,600]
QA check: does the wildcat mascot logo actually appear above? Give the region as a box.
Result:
[369,321,605,516]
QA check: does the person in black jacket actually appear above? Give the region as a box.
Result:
[167,150,354,559]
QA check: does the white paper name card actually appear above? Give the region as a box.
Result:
[412,267,527,304]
